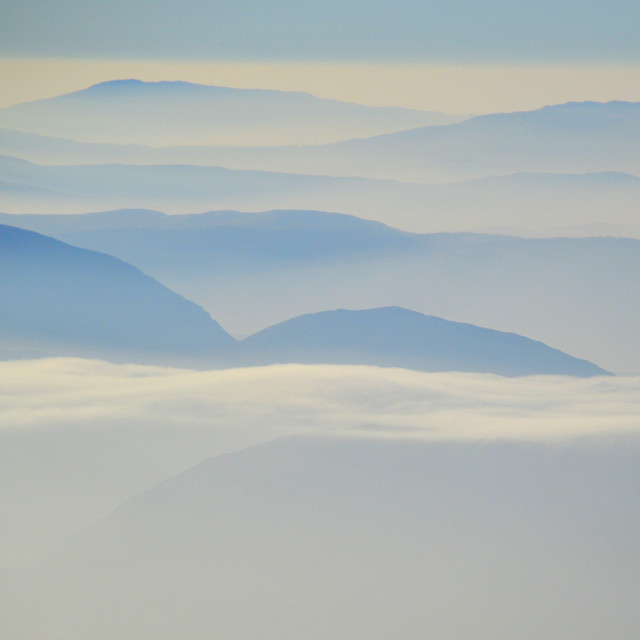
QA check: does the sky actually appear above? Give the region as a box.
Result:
[2,59,640,114]
[1,1,640,113]
[2,0,639,62]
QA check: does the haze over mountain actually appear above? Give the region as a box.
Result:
[6,434,638,640]
[2,218,610,374]
[160,100,640,182]
[0,79,463,147]
[237,307,606,376]
[0,224,234,364]
[2,155,639,235]
[0,208,420,268]
[1,100,637,184]
[4,209,635,373]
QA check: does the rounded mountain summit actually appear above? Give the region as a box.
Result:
[238,307,608,377]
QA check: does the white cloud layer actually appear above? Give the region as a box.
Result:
[3,357,637,562]
[2,358,639,442]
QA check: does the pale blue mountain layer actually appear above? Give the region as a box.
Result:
[1,154,639,235]
[3,209,635,373]
[0,223,608,375]
[237,307,606,377]
[1,99,636,182]
[0,80,463,147]
[0,224,234,364]
[137,100,640,182]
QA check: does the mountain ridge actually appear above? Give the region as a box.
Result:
[236,307,608,377]
[0,224,235,365]
[0,223,608,375]
[0,80,463,147]
[1,154,639,236]
[1,208,636,373]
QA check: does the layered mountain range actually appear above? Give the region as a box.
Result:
[1,153,638,236]
[0,79,463,147]
[0,223,607,376]
[1,80,636,373]
[2,78,639,640]
[2,208,635,373]
[1,82,638,237]
[1,91,638,182]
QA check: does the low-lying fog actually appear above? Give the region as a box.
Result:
[2,359,639,639]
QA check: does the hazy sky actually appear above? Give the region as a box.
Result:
[1,1,640,113]
[2,0,639,62]
[2,59,640,114]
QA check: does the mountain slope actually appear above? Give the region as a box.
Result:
[238,307,606,376]
[0,79,462,147]
[0,224,235,364]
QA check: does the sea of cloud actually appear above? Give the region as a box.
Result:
[2,357,639,442]
[2,357,640,640]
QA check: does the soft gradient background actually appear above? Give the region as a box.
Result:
[2,0,639,113]
[2,59,640,114]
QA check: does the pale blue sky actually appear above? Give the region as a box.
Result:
[2,0,639,62]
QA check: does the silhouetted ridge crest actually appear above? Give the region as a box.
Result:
[238,307,607,376]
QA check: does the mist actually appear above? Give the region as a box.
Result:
[1,358,638,560]
[1,360,639,639]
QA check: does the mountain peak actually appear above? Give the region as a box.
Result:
[77,78,211,96]
[0,79,460,147]
[75,78,309,99]
[239,307,608,377]
[85,78,144,90]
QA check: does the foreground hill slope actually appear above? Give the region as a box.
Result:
[0,224,234,363]
[238,307,607,377]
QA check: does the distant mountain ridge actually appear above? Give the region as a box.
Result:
[0,79,463,147]
[1,154,639,236]
[2,100,638,183]
[89,99,636,182]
